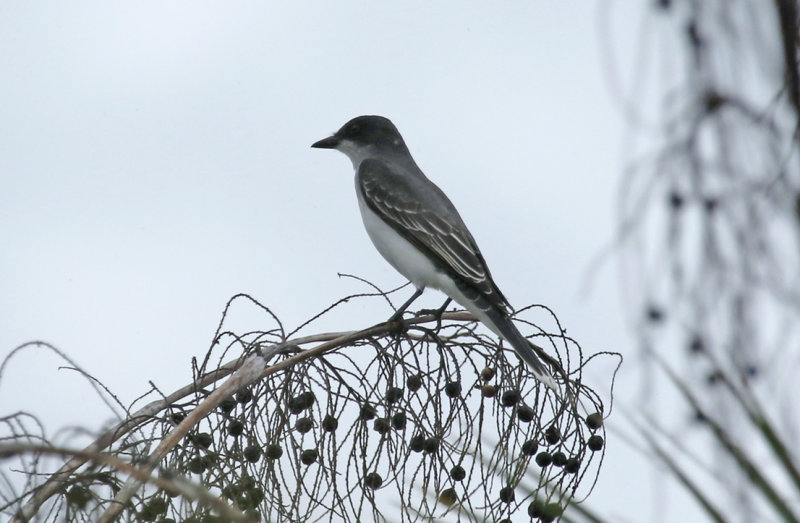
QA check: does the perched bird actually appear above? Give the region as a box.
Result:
[312,115,555,388]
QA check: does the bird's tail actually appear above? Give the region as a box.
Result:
[483,306,558,390]
[451,279,558,389]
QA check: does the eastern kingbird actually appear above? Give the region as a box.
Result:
[312,115,555,388]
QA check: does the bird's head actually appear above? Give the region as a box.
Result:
[312,115,410,167]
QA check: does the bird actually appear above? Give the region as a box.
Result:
[311,115,556,388]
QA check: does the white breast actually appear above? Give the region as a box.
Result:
[356,183,439,290]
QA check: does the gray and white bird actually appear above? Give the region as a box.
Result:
[312,115,555,388]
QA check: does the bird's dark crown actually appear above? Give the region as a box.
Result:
[335,115,406,150]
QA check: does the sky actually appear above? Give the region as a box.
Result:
[0,2,701,522]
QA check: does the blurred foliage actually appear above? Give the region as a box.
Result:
[591,0,800,521]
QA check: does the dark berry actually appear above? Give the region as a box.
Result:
[552,451,567,467]
[236,388,253,404]
[409,434,424,452]
[406,374,422,391]
[501,389,520,407]
[565,457,581,474]
[300,448,318,465]
[444,381,462,398]
[265,443,282,460]
[450,465,466,481]
[227,420,245,437]
[545,425,561,444]
[246,487,264,507]
[364,472,383,489]
[288,396,305,414]
[391,412,407,430]
[438,487,457,506]
[668,191,684,209]
[219,398,236,413]
[422,437,440,454]
[385,387,403,403]
[689,335,704,354]
[322,414,338,432]
[521,439,538,456]
[295,417,313,434]
[187,457,206,474]
[360,402,377,420]
[480,366,496,381]
[192,432,213,449]
[145,497,167,515]
[298,391,316,410]
[243,445,261,463]
[373,418,391,434]
[239,476,255,490]
[170,412,185,424]
[498,486,515,503]
[202,452,218,467]
[585,412,603,430]
[481,385,498,398]
[646,305,664,322]
[66,486,92,509]
[588,434,604,451]
[528,500,543,518]
[535,451,552,467]
[139,505,159,521]
[517,405,534,423]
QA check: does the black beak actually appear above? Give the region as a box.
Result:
[311,135,340,149]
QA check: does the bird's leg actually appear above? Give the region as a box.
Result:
[417,298,452,330]
[388,287,424,323]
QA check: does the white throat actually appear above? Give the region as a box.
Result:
[336,141,378,169]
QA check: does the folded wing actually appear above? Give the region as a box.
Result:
[357,158,512,313]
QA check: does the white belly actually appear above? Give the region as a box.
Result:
[357,187,441,290]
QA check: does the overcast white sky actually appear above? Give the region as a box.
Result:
[0,2,702,521]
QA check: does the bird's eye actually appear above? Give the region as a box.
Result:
[348,124,360,135]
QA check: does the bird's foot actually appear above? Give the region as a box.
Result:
[386,287,424,327]
[387,309,408,323]
[414,298,452,331]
